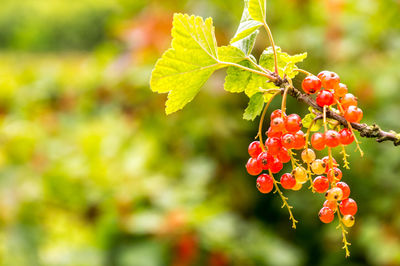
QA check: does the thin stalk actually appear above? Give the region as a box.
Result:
[219,61,277,81]
[263,23,279,75]
[336,202,351,257]
[258,92,281,151]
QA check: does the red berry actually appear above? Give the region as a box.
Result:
[339,198,358,216]
[265,137,281,155]
[280,173,296,189]
[322,156,338,172]
[257,152,273,170]
[302,75,322,94]
[311,132,326,150]
[316,90,335,107]
[248,141,262,158]
[285,114,302,132]
[339,128,354,145]
[270,157,283,174]
[324,130,341,148]
[318,71,340,89]
[270,117,286,132]
[340,93,358,109]
[336,182,350,199]
[327,167,342,182]
[344,105,363,123]
[313,176,329,193]
[256,174,274,194]
[323,200,337,211]
[271,109,286,120]
[334,83,348,97]
[267,127,282,138]
[281,133,295,149]
[318,207,335,223]
[246,158,262,176]
[293,130,306,149]
[278,147,291,163]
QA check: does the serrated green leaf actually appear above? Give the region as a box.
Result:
[302,113,322,131]
[218,45,246,63]
[224,61,252,93]
[248,0,266,23]
[243,92,264,120]
[244,73,277,97]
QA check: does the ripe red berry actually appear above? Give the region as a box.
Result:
[339,198,358,216]
[311,132,326,151]
[313,176,329,193]
[324,130,341,148]
[280,173,296,189]
[344,105,363,123]
[246,157,262,176]
[323,200,337,211]
[336,182,350,199]
[302,75,322,94]
[248,141,262,158]
[267,127,282,138]
[319,207,335,223]
[257,152,273,170]
[278,147,291,163]
[322,156,338,172]
[293,130,306,149]
[281,133,295,149]
[270,117,285,131]
[318,71,340,89]
[271,109,286,120]
[334,83,348,97]
[256,174,274,194]
[285,114,302,132]
[340,93,358,109]
[327,167,342,183]
[265,137,281,155]
[270,157,283,174]
[339,128,354,145]
[316,90,335,107]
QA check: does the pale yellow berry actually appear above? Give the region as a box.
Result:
[342,215,355,227]
[301,148,316,163]
[325,187,343,201]
[311,159,325,175]
[292,181,302,191]
[293,166,308,184]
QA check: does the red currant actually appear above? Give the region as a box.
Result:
[325,187,343,201]
[322,156,338,172]
[318,71,340,89]
[324,130,341,148]
[311,132,326,151]
[336,182,350,199]
[339,198,357,215]
[323,200,337,211]
[270,157,283,174]
[246,157,262,176]
[257,152,273,170]
[316,90,335,107]
[281,133,295,149]
[340,93,357,109]
[248,141,262,158]
[265,137,281,155]
[280,173,296,189]
[344,105,363,123]
[302,75,322,94]
[278,147,291,163]
[327,167,342,183]
[285,114,302,132]
[270,117,285,131]
[293,130,306,149]
[271,109,286,120]
[339,128,354,145]
[256,174,274,194]
[334,83,348,98]
[319,207,335,223]
[313,176,329,193]
[267,127,282,138]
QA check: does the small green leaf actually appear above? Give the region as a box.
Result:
[218,45,246,63]
[224,61,252,93]
[243,92,264,120]
[248,0,266,23]
[302,113,323,131]
[232,30,259,56]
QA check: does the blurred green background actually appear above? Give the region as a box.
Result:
[0,0,400,265]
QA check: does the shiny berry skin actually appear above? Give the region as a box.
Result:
[336,182,350,199]
[301,148,316,163]
[302,75,322,94]
[327,167,342,183]
[313,176,329,193]
[270,157,283,173]
[292,182,302,191]
[311,159,325,175]
[319,207,335,223]
[342,215,355,227]
[318,71,340,89]
[293,166,307,184]
[270,117,285,131]
[271,109,286,120]
[293,130,306,149]
[324,130,341,148]
[280,173,296,189]
[340,93,358,109]
[281,133,295,149]
[256,174,274,194]
[344,105,363,123]
[257,152,272,170]
[339,198,358,216]
[265,137,281,155]
[322,156,338,172]
[316,90,335,107]
[311,132,326,150]
[323,200,337,211]
[325,187,343,201]
[285,114,302,132]
[267,128,282,138]
[246,158,262,176]
[339,128,354,145]
[278,148,291,163]
[248,141,262,158]
[334,83,348,97]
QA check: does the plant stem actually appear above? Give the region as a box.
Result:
[258,91,281,151]
[263,23,279,75]
[336,203,351,257]
[293,68,313,76]
[219,61,277,81]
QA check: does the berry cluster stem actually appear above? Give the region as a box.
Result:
[336,203,351,257]
[258,91,281,151]
[263,23,279,75]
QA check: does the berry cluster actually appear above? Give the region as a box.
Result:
[245,70,363,257]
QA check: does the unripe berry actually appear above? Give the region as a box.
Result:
[292,166,307,184]
[319,207,335,223]
[280,173,296,189]
[342,215,355,227]
[344,105,363,123]
[293,130,306,149]
[311,159,325,175]
[302,75,322,94]
[256,174,274,194]
[336,182,350,199]
[340,93,357,109]
[323,200,337,211]
[246,157,262,176]
[257,152,272,170]
[285,114,302,133]
[278,148,291,163]
[248,141,262,158]
[318,71,340,90]
[292,181,302,191]
[265,137,281,156]
[334,83,348,97]
[325,187,343,201]
[270,117,285,131]
[327,167,342,183]
[311,132,326,151]
[339,128,354,145]
[313,176,329,193]
[316,90,335,107]
[301,148,316,163]
[281,133,295,149]
[339,198,358,216]
[324,130,341,148]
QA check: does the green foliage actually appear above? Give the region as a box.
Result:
[248,0,266,23]
[243,92,264,120]
[230,0,262,44]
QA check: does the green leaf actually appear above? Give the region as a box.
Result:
[248,0,266,23]
[232,30,259,56]
[224,61,252,93]
[150,14,246,114]
[302,113,323,131]
[243,92,264,120]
